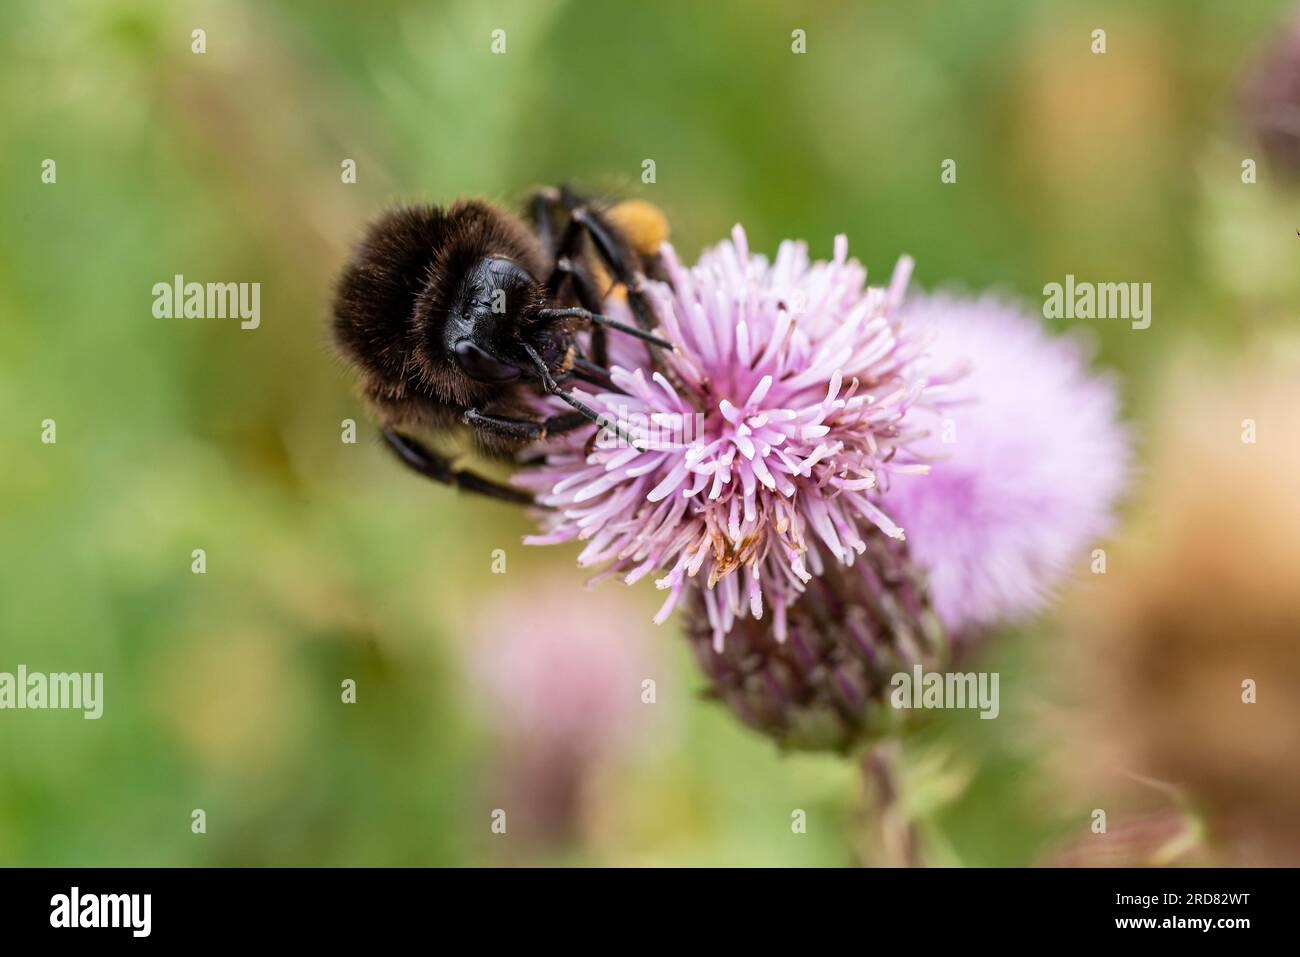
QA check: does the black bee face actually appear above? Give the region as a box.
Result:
[442,256,539,383]
[439,255,576,384]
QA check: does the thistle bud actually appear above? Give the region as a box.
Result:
[684,535,945,751]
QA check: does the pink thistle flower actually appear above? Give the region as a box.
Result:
[881,291,1130,637]
[517,226,947,649]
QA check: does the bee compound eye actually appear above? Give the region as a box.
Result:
[453,339,522,383]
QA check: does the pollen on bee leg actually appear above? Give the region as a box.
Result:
[607,200,671,257]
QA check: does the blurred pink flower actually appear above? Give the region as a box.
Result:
[881,292,1130,636]
[518,226,948,649]
[1241,7,1300,175]
[461,580,664,849]
[466,584,656,760]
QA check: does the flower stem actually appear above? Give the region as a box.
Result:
[856,739,925,867]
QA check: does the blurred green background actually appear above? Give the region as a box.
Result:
[1,0,1297,866]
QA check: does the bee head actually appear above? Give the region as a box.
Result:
[438,256,542,383]
[333,201,557,407]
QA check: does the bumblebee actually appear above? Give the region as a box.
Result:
[332,187,669,504]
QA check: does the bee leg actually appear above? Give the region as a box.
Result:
[463,409,589,441]
[545,255,609,368]
[522,343,643,450]
[533,188,653,362]
[537,307,672,350]
[554,205,660,332]
[568,356,616,390]
[531,188,561,260]
[380,427,535,506]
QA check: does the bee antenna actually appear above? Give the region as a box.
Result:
[536,307,674,351]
